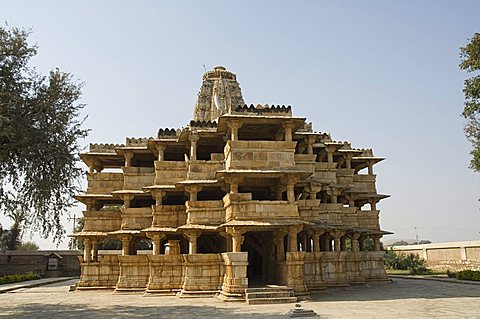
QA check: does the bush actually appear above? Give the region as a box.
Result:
[0,272,41,285]
[456,270,480,281]
[384,250,429,275]
[446,270,456,278]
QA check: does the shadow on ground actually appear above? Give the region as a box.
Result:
[0,303,285,319]
[310,278,480,302]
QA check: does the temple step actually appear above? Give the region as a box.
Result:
[245,286,297,305]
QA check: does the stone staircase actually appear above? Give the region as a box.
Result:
[245,285,297,305]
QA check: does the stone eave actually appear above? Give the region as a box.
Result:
[68,231,108,238]
[215,169,312,179]
[216,115,306,133]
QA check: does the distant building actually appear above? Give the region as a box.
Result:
[72,66,390,302]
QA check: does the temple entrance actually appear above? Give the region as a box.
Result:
[242,231,276,286]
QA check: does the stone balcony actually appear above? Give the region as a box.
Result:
[223,193,298,222]
[352,174,377,193]
[87,172,124,194]
[185,200,225,225]
[340,207,358,228]
[121,207,152,230]
[155,161,187,185]
[297,201,342,225]
[83,210,122,232]
[123,167,155,190]
[294,154,317,173]
[312,162,337,185]
[336,168,355,188]
[356,210,380,230]
[187,157,225,180]
[152,205,186,228]
[224,140,296,170]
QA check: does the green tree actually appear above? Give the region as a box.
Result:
[0,25,88,242]
[460,33,480,172]
[16,241,39,250]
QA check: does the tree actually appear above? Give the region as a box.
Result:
[5,209,27,250]
[0,25,88,242]
[460,33,480,172]
[16,241,39,250]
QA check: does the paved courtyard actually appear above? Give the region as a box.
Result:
[1,278,480,318]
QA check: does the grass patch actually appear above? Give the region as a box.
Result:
[0,273,41,285]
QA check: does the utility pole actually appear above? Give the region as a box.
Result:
[414,226,419,245]
[67,214,76,250]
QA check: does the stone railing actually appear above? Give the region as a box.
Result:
[116,255,150,291]
[335,168,355,188]
[187,159,224,180]
[339,207,358,228]
[152,205,186,228]
[185,200,225,225]
[352,174,376,193]
[312,162,337,185]
[146,254,184,293]
[179,254,224,295]
[224,140,296,170]
[77,255,119,289]
[123,167,155,190]
[83,210,121,232]
[224,193,298,221]
[155,161,187,184]
[87,173,124,194]
[294,154,317,173]
[121,207,152,230]
[356,210,380,229]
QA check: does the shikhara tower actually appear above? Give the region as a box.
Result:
[73,66,391,302]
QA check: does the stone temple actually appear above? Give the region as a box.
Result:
[72,66,391,303]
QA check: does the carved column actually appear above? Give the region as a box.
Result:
[124,151,133,167]
[367,160,374,175]
[219,232,232,252]
[189,132,200,161]
[228,176,243,194]
[372,234,382,251]
[328,187,342,204]
[183,231,200,254]
[326,145,336,164]
[305,135,315,154]
[185,185,202,202]
[156,143,166,161]
[274,231,287,261]
[351,233,361,252]
[368,198,378,210]
[332,230,346,252]
[83,238,92,263]
[147,233,165,255]
[345,153,353,169]
[91,239,98,262]
[312,230,325,252]
[283,121,295,142]
[152,190,165,206]
[120,235,131,256]
[288,226,302,252]
[226,227,245,253]
[227,120,243,141]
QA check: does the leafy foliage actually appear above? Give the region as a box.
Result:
[384,250,429,275]
[460,33,480,172]
[0,25,88,242]
[0,272,41,285]
[456,270,480,281]
[16,240,39,250]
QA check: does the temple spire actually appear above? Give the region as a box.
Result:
[192,66,244,122]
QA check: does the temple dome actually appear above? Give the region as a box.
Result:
[193,66,245,122]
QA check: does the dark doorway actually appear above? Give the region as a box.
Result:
[242,231,276,286]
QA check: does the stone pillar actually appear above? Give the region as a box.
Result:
[369,199,378,210]
[301,233,308,252]
[332,230,345,252]
[123,194,134,209]
[287,183,295,203]
[326,145,336,164]
[219,232,232,252]
[228,120,243,141]
[232,232,245,253]
[288,226,301,252]
[152,190,165,206]
[345,153,353,169]
[358,236,366,251]
[305,135,315,154]
[340,237,346,251]
[351,233,361,252]
[328,187,341,204]
[147,233,165,255]
[91,239,98,262]
[121,236,131,256]
[185,185,202,202]
[184,231,200,254]
[156,143,166,161]
[189,133,199,161]
[312,230,325,252]
[124,151,133,167]
[283,121,295,142]
[228,176,243,194]
[83,238,92,263]
[165,240,181,255]
[367,160,374,175]
[372,234,382,251]
[274,232,287,261]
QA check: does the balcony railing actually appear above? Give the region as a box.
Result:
[312,162,337,185]
[123,167,155,190]
[352,174,377,193]
[336,168,355,188]
[340,206,358,227]
[294,154,317,173]
[356,210,380,230]
[87,172,124,194]
[186,200,225,225]
[83,210,121,232]
[223,193,298,221]
[224,140,296,170]
[154,161,187,185]
[187,159,225,180]
[152,205,186,228]
[121,207,152,230]
[297,201,342,225]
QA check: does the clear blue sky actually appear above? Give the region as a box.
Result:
[2,1,479,248]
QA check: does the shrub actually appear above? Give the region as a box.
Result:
[384,250,429,275]
[446,270,456,278]
[456,270,480,281]
[0,272,41,285]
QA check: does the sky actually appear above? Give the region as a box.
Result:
[1,1,479,249]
